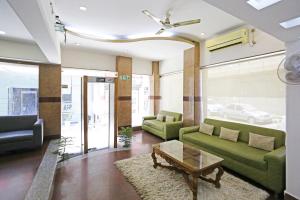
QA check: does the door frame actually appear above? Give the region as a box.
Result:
[82,75,116,154]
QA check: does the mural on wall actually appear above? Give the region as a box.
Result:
[8,88,38,116]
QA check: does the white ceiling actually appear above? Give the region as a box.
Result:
[59,34,192,60]
[8,0,61,63]
[203,0,300,43]
[1,0,244,60]
[0,0,33,41]
[53,0,243,60]
[54,0,243,39]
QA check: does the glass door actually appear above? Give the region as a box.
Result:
[82,76,115,153]
[87,82,110,151]
[61,68,117,156]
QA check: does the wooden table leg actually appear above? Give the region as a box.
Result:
[191,176,198,200]
[182,173,198,200]
[151,150,158,169]
[215,166,224,188]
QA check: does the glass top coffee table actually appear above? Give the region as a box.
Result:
[152,140,224,200]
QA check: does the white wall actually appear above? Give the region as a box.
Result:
[285,40,300,199]
[158,26,286,116]
[61,47,116,71]
[160,72,183,113]
[159,54,184,113]
[201,26,285,66]
[159,53,183,75]
[61,47,152,75]
[132,57,152,75]
[0,39,48,62]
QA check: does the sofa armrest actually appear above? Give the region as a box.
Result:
[179,126,200,141]
[164,121,183,139]
[264,146,286,193]
[33,119,44,147]
[143,116,156,122]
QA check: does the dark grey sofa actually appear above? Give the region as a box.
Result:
[0,115,43,153]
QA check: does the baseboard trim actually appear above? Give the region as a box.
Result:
[44,135,61,140]
[285,192,299,200]
[133,126,142,131]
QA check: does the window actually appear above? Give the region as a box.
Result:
[0,62,38,116]
[132,74,151,126]
[201,54,286,130]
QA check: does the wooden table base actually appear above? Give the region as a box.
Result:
[151,151,224,200]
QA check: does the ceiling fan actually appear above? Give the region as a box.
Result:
[142,9,201,35]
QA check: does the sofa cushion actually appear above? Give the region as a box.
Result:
[249,132,275,151]
[143,120,164,131]
[0,130,33,144]
[157,114,165,122]
[219,127,239,142]
[0,115,37,132]
[183,132,268,170]
[204,118,285,148]
[159,111,182,121]
[165,116,175,123]
[199,123,214,135]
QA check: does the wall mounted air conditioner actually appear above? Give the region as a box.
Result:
[206,28,249,51]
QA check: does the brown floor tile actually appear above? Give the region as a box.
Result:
[52,131,163,200]
[0,141,49,200]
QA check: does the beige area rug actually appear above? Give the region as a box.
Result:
[115,154,269,200]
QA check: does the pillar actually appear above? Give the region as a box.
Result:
[183,44,200,126]
[39,64,61,138]
[150,61,160,115]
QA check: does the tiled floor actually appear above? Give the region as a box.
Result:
[0,141,49,200]
[0,131,279,200]
[52,131,163,200]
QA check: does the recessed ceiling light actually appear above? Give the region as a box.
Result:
[79,6,87,11]
[160,31,174,37]
[247,0,281,10]
[0,30,6,35]
[200,32,205,36]
[280,16,300,29]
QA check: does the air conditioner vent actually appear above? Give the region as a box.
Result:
[206,28,249,51]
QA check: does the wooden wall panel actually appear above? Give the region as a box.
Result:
[150,61,160,115]
[194,43,201,123]
[183,44,200,126]
[39,64,61,138]
[116,56,132,128]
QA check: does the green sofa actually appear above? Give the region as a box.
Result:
[179,118,286,194]
[142,110,183,140]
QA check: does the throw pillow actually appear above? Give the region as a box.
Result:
[248,132,275,151]
[157,114,165,122]
[199,123,214,136]
[219,127,239,142]
[165,115,175,123]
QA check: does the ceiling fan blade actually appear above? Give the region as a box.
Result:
[142,10,162,25]
[172,19,201,27]
[156,28,165,35]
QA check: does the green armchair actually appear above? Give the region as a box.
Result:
[142,110,183,140]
